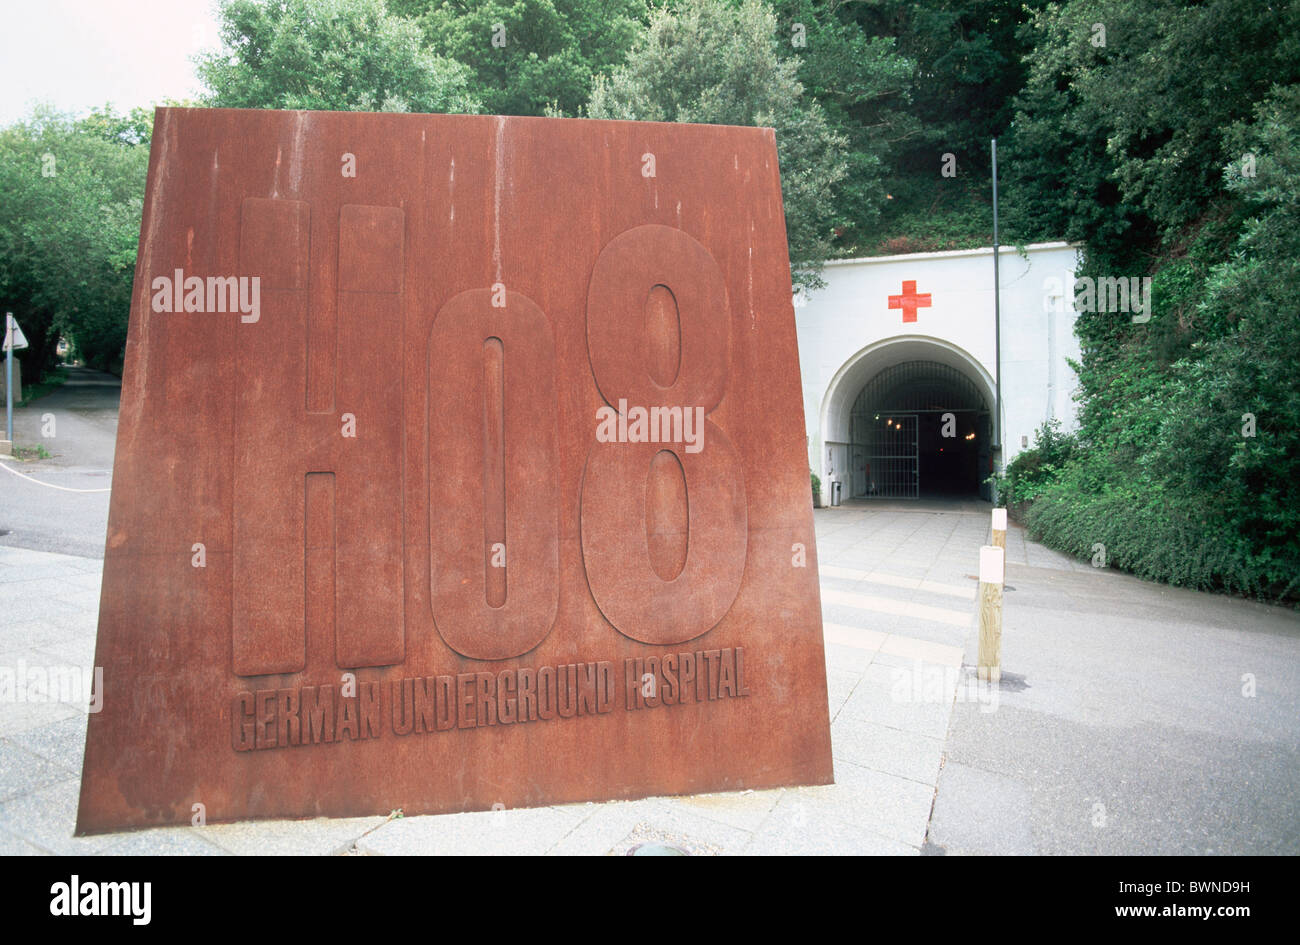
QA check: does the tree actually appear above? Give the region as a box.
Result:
[0,106,149,378]
[772,0,916,252]
[1002,0,1300,437]
[851,0,1049,162]
[391,0,646,117]
[823,0,1051,254]
[196,0,481,113]
[1150,83,1300,596]
[78,104,157,147]
[999,1,1300,598]
[587,0,848,290]
[1003,0,1299,270]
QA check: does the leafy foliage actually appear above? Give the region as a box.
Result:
[772,0,916,252]
[1000,2,1300,600]
[993,418,1076,508]
[841,0,1052,253]
[587,0,848,290]
[196,0,482,113]
[391,0,645,117]
[1003,0,1300,269]
[0,106,149,377]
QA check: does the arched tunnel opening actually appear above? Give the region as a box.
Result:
[847,360,991,499]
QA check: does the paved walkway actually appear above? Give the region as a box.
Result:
[0,500,1003,855]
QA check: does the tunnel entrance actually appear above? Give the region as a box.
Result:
[848,360,990,499]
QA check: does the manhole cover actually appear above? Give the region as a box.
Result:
[627,843,689,856]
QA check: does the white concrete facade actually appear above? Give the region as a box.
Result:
[796,241,1082,500]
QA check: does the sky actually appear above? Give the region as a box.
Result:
[0,0,222,125]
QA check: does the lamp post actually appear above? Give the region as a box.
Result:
[991,139,1003,502]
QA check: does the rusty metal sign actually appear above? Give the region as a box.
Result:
[76,108,833,833]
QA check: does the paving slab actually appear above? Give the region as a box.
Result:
[5,714,88,772]
[359,805,592,857]
[0,740,77,802]
[200,815,389,856]
[0,827,49,855]
[98,826,231,856]
[662,787,784,833]
[746,793,918,856]
[544,800,673,856]
[784,759,936,848]
[830,717,944,786]
[0,619,77,652]
[0,780,115,855]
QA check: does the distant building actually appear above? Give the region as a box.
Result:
[796,242,1082,502]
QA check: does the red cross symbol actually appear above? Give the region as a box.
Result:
[888,280,932,323]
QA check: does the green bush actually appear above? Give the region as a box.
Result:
[1024,468,1280,599]
[994,418,1076,509]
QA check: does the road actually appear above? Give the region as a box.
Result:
[926,541,1300,855]
[0,367,117,558]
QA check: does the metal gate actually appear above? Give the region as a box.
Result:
[849,361,988,499]
[856,413,918,498]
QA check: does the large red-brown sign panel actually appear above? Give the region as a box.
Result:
[76,108,832,833]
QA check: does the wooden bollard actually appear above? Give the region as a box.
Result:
[991,507,1007,549]
[977,544,1004,684]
